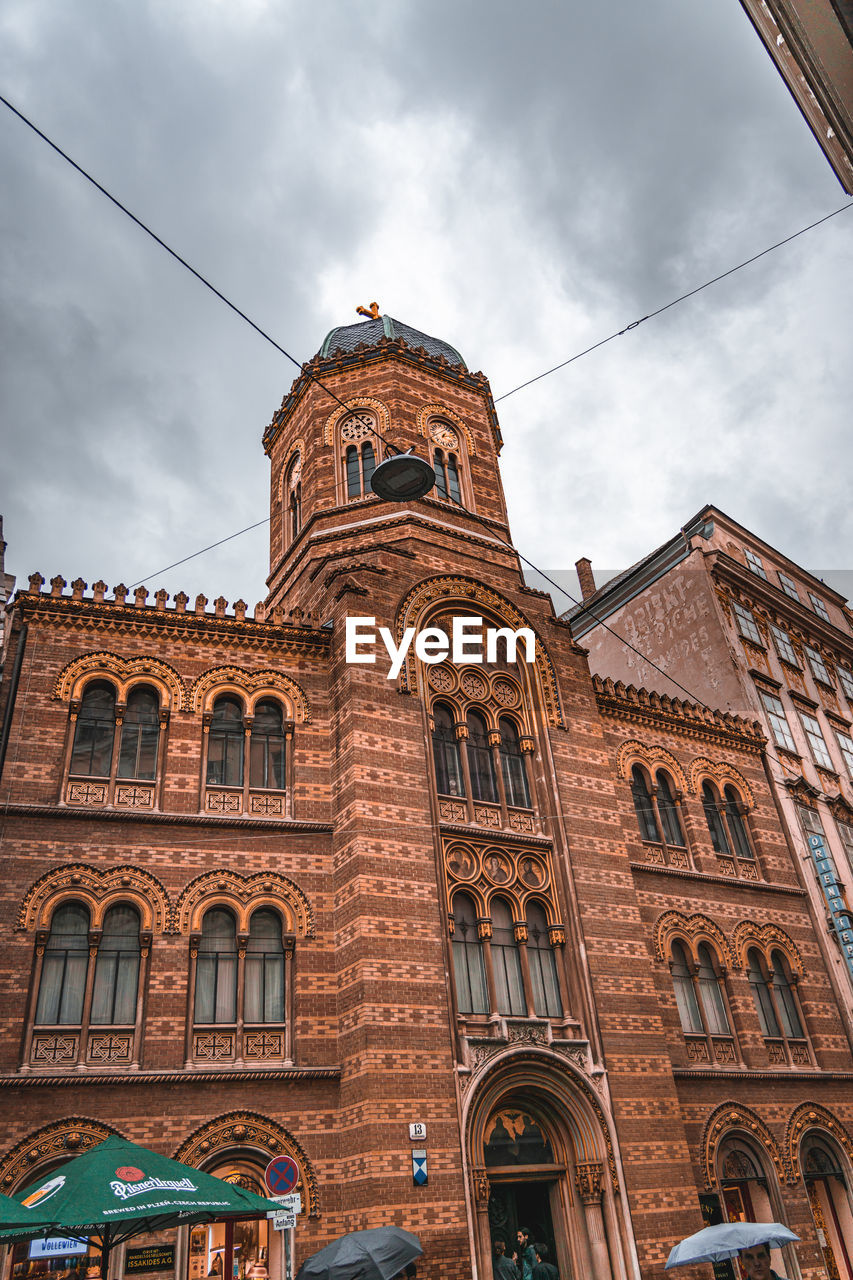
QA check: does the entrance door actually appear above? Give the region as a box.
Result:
[488,1181,558,1269]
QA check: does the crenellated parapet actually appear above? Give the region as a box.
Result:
[592,673,766,749]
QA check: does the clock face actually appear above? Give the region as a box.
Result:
[430,422,458,449]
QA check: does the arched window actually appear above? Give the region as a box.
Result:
[467,711,497,803]
[747,948,780,1037]
[702,782,731,855]
[207,696,244,788]
[670,940,703,1034]
[724,786,753,860]
[91,904,140,1025]
[244,910,285,1024]
[432,703,464,796]
[491,899,525,1016]
[340,414,378,500]
[250,700,286,790]
[499,718,530,808]
[283,450,302,545]
[656,772,685,847]
[451,893,488,1015]
[696,943,731,1035]
[770,949,803,1038]
[35,903,90,1025]
[70,682,116,777]
[631,766,658,842]
[526,902,562,1018]
[118,686,160,780]
[433,449,462,505]
[194,909,238,1024]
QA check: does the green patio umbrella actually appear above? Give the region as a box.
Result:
[4,1135,283,1280]
[0,1191,53,1231]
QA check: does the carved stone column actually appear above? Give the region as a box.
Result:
[472,1167,495,1280]
[574,1162,611,1280]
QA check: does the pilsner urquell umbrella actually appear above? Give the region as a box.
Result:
[0,1192,53,1231]
[5,1135,284,1280]
[295,1226,423,1280]
[665,1221,800,1268]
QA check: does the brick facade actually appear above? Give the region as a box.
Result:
[1,325,851,1280]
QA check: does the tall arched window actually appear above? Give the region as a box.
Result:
[35,903,90,1025]
[499,718,530,808]
[433,448,462,504]
[490,899,525,1016]
[207,696,245,788]
[118,686,160,780]
[467,711,497,803]
[631,766,659,842]
[696,943,731,1035]
[747,948,781,1037]
[702,782,731,855]
[70,682,116,777]
[656,772,685,847]
[284,450,302,544]
[671,941,703,1034]
[194,909,238,1024]
[432,703,464,796]
[91,904,141,1025]
[526,902,563,1017]
[724,786,753,860]
[244,910,285,1024]
[770,949,804,1038]
[250,700,286,790]
[341,414,378,500]
[451,893,488,1015]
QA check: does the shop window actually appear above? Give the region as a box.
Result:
[432,702,464,797]
[451,892,488,1015]
[499,717,530,808]
[802,1138,853,1280]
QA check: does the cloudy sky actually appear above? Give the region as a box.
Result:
[2,0,852,617]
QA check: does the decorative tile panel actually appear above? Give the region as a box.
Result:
[244,1030,285,1059]
[31,1033,79,1065]
[685,1037,709,1063]
[114,784,154,808]
[508,809,534,833]
[249,792,284,816]
[205,789,242,814]
[67,781,107,806]
[87,1032,133,1064]
[474,804,501,828]
[439,800,466,822]
[193,1031,236,1061]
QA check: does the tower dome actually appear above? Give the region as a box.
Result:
[318,314,466,368]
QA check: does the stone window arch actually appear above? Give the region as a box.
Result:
[745,944,813,1068]
[201,689,295,818]
[63,675,170,811]
[421,411,474,510]
[339,411,379,501]
[666,935,739,1067]
[187,895,295,1067]
[629,763,691,869]
[25,897,148,1071]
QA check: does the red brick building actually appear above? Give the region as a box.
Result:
[1,319,851,1280]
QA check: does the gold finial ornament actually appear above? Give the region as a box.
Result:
[357,301,381,319]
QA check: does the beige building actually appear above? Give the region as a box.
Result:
[739,0,853,191]
[569,504,853,1031]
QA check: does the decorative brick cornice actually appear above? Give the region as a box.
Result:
[0,1066,341,1088]
[0,802,333,833]
[263,339,502,455]
[628,861,806,895]
[592,675,765,750]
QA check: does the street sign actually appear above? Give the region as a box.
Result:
[272,1212,296,1232]
[264,1155,300,1197]
[267,1193,301,1217]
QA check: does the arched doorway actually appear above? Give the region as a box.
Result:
[466,1057,629,1280]
[716,1137,790,1280]
[193,1161,270,1280]
[802,1136,853,1280]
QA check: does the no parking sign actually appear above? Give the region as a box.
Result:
[264,1155,301,1197]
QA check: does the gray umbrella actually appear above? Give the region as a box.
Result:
[295,1227,422,1280]
[666,1221,799,1268]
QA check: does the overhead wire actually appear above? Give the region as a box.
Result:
[0,90,839,776]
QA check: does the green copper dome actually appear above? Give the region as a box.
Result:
[318,314,466,368]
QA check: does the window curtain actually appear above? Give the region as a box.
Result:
[490,899,525,1016]
[195,909,238,1023]
[244,910,285,1023]
[526,903,562,1017]
[91,904,141,1024]
[35,903,90,1024]
[499,718,530,808]
[451,893,488,1014]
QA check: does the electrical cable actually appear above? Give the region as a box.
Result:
[127,519,270,590]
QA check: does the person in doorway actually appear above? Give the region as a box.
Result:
[738,1243,788,1280]
[531,1243,558,1280]
[493,1240,519,1280]
[515,1229,536,1280]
